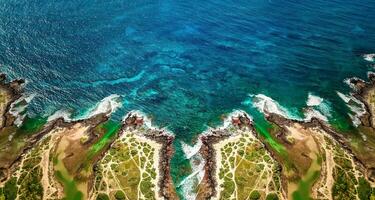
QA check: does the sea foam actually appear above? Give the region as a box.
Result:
[47,109,73,122]
[9,93,36,126]
[304,108,328,122]
[306,93,324,107]
[337,91,367,126]
[181,140,202,160]
[76,94,122,120]
[363,53,375,62]
[250,94,302,120]
[178,150,205,200]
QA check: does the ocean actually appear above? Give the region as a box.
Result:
[1,0,375,197]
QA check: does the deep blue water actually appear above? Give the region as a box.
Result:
[1,0,375,142]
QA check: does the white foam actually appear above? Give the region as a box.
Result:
[363,53,375,62]
[76,94,122,120]
[304,108,328,122]
[178,152,205,200]
[337,91,352,103]
[180,141,202,160]
[9,93,36,126]
[123,110,153,129]
[306,93,323,107]
[220,110,253,129]
[251,94,302,120]
[251,94,288,116]
[337,91,367,126]
[47,109,73,122]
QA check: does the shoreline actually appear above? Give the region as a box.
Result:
[1,71,375,199]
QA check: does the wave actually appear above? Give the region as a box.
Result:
[250,94,303,120]
[363,53,375,62]
[9,93,36,126]
[75,94,122,120]
[306,93,324,107]
[178,151,205,200]
[250,93,333,123]
[47,109,73,122]
[336,91,366,126]
[304,108,328,122]
[180,141,202,160]
[344,77,362,91]
[123,110,155,129]
[222,110,253,129]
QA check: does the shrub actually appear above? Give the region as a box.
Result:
[3,178,17,200]
[358,178,372,200]
[115,190,126,200]
[96,193,110,200]
[266,193,279,200]
[249,190,261,200]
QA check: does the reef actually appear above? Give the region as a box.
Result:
[0,74,178,200]
[1,71,375,200]
[195,73,375,200]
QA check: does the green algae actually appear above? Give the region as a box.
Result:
[253,122,285,154]
[17,116,47,135]
[292,170,320,200]
[329,111,356,134]
[87,120,121,159]
[55,171,83,200]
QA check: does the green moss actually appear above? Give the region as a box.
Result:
[253,121,285,154]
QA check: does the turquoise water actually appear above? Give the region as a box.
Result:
[1,0,375,195]
[1,0,375,140]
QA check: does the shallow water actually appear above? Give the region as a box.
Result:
[1,1,375,197]
[1,0,375,139]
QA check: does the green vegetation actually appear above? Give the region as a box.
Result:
[114,190,126,200]
[0,135,52,200]
[96,193,110,200]
[17,167,43,200]
[2,177,18,200]
[217,129,282,200]
[266,193,279,200]
[249,190,261,200]
[358,177,373,200]
[92,130,159,200]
